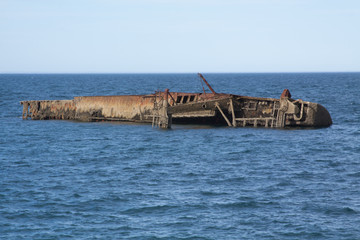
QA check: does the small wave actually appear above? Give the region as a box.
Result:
[347,172,360,177]
[302,203,358,216]
[121,205,178,215]
[279,230,325,239]
[240,149,253,153]
[325,206,358,215]
[294,170,315,180]
[143,162,163,168]
[215,201,258,209]
[200,191,227,196]
[241,133,255,138]
[3,211,31,220]
[276,180,294,187]
[226,176,246,183]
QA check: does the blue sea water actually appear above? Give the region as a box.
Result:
[0,73,360,239]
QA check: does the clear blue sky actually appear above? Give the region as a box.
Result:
[1,0,359,73]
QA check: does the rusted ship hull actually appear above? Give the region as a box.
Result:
[20,91,332,129]
[20,74,332,129]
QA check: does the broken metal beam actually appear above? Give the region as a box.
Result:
[215,102,232,127]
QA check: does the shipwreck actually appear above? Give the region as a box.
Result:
[20,74,332,129]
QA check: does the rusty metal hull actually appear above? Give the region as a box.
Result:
[20,90,332,129]
[21,95,154,122]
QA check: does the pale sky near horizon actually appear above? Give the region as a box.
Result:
[1,0,359,73]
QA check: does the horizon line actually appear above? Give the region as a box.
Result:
[1,71,360,74]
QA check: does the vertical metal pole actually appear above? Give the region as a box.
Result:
[229,98,236,127]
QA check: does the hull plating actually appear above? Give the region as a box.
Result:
[20,92,332,129]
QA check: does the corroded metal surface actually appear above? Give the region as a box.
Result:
[73,95,155,122]
[20,74,332,129]
[21,100,75,120]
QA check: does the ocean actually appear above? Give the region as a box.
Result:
[1,73,359,239]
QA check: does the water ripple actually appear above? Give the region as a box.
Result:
[1,73,360,239]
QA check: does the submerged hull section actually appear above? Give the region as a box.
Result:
[21,91,332,129]
[21,95,155,123]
